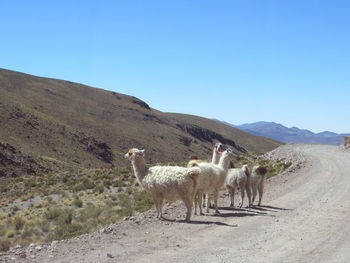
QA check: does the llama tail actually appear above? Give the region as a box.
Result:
[188,167,201,194]
[243,165,251,189]
[242,164,251,177]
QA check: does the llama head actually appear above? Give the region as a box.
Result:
[255,165,268,176]
[124,148,145,161]
[221,148,236,161]
[214,142,225,155]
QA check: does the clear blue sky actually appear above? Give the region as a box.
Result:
[1,0,349,133]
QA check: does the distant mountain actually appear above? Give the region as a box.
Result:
[0,68,282,177]
[233,121,350,145]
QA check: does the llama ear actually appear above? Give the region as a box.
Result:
[124,150,132,159]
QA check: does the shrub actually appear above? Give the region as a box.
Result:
[109,194,118,201]
[55,209,73,225]
[44,196,53,203]
[10,206,20,213]
[72,197,83,208]
[73,178,95,192]
[39,220,50,233]
[125,186,133,195]
[133,190,153,212]
[21,228,35,238]
[25,178,37,188]
[13,216,26,230]
[6,230,15,238]
[45,207,63,220]
[45,223,87,242]
[0,225,5,236]
[103,179,112,188]
[0,239,9,252]
[0,185,7,193]
[117,207,133,218]
[94,184,104,194]
[118,192,133,208]
[78,204,103,222]
[46,176,57,186]
[112,179,126,187]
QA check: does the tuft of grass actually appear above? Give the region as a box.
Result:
[13,215,26,230]
[45,222,87,242]
[25,178,37,188]
[45,207,65,220]
[94,184,105,194]
[6,230,15,238]
[0,239,10,252]
[72,197,83,208]
[0,184,8,193]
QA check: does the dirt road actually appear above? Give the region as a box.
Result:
[2,144,350,262]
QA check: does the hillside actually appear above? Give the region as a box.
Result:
[235,121,350,145]
[0,68,282,176]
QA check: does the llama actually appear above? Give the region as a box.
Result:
[124,148,200,221]
[250,165,268,206]
[187,143,225,214]
[187,142,225,168]
[194,148,235,214]
[226,164,251,208]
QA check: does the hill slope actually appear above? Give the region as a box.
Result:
[0,69,282,176]
[235,121,349,145]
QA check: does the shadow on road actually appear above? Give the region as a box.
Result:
[250,205,292,212]
[176,219,237,227]
[202,206,277,218]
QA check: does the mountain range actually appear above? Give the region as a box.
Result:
[233,121,349,145]
[0,68,282,177]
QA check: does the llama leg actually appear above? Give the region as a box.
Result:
[152,194,160,218]
[228,186,235,207]
[184,197,193,222]
[179,190,193,221]
[245,183,252,207]
[158,198,164,219]
[202,194,206,208]
[198,191,204,215]
[208,194,214,208]
[206,194,210,213]
[194,193,198,215]
[239,186,245,208]
[194,192,203,215]
[252,183,257,205]
[214,190,220,214]
[258,181,264,206]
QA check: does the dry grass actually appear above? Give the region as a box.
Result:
[0,152,290,251]
[0,167,153,250]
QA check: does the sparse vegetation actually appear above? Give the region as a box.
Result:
[0,167,150,251]
[0,239,10,252]
[234,152,291,179]
[0,153,289,252]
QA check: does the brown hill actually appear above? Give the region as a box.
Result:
[0,68,282,176]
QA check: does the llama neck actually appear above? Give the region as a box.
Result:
[131,157,148,185]
[211,150,220,164]
[218,155,231,171]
